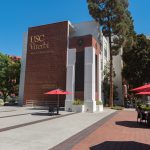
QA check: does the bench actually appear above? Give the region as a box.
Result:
[26,100,49,108]
[26,99,37,107]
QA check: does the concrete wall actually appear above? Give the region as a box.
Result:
[84,46,96,112]
[18,32,28,106]
[100,34,124,105]
[65,48,76,111]
[70,21,99,40]
[113,48,123,105]
[100,35,109,102]
[101,35,109,77]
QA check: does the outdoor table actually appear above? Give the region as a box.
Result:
[45,89,71,115]
[48,105,59,115]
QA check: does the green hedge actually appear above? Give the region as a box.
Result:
[141,106,150,111]
[111,106,124,110]
[96,100,103,105]
[73,99,83,105]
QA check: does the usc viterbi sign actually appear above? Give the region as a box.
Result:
[29,34,49,50]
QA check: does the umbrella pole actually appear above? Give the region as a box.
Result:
[58,94,59,107]
[57,94,59,114]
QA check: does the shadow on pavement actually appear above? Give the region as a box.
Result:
[90,141,150,150]
[27,107,65,111]
[116,121,150,128]
[0,110,16,112]
[27,107,48,110]
[31,112,60,116]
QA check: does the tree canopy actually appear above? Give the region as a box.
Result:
[87,0,133,50]
[87,0,133,106]
[122,34,150,88]
[0,52,21,102]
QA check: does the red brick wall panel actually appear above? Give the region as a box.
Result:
[24,21,68,106]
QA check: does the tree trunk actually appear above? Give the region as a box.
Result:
[109,35,113,107]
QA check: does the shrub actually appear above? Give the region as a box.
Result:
[73,99,83,105]
[96,100,103,105]
[111,106,123,110]
[0,99,4,106]
[143,107,150,111]
[140,105,150,111]
[5,96,12,102]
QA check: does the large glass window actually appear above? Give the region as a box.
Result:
[75,51,84,91]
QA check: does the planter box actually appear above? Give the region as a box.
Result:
[96,105,103,112]
[72,105,84,113]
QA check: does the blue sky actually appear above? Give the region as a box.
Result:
[0,0,149,56]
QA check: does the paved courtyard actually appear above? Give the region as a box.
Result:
[0,107,149,150]
[70,110,150,150]
[0,106,116,150]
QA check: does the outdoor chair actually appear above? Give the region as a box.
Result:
[147,113,150,126]
[140,111,147,123]
[48,106,55,115]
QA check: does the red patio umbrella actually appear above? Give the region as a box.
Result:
[131,84,150,92]
[136,91,150,95]
[44,88,72,108]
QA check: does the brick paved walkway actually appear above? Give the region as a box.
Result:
[71,110,150,150]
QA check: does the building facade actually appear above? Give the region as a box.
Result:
[19,21,124,111]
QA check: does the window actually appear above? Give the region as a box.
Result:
[75,51,84,91]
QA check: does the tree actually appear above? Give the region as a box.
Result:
[122,34,150,88]
[103,63,118,105]
[87,0,133,106]
[0,53,21,102]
